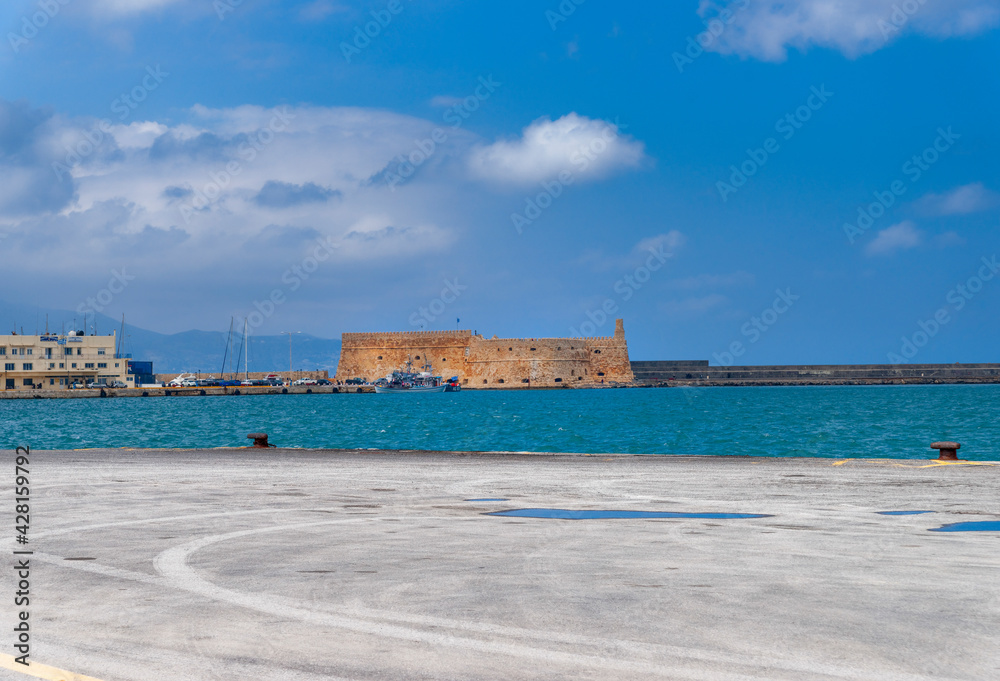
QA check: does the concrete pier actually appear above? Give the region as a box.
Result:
[2,449,998,680]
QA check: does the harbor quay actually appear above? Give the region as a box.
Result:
[1,449,997,680]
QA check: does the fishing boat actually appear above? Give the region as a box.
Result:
[375,358,448,393]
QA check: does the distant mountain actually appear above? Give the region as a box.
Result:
[0,301,340,374]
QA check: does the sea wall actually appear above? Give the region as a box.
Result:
[631,361,1000,385]
[336,320,634,387]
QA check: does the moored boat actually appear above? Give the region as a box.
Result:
[374,358,449,393]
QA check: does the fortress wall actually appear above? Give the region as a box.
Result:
[465,337,594,387]
[335,320,635,387]
[337,335,471,381]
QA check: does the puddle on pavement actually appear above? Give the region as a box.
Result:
[486,509,772,520]
[878,511,934,516]
[929,521,1000,532]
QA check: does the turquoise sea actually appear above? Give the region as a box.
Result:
[3,385,998,458]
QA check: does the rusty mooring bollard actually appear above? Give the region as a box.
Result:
[930,441,961,461]
[248,433,274,448]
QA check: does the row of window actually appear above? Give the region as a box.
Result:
[0,346,109,356]
[3,362,114,371]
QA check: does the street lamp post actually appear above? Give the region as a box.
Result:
[281,331,301,380]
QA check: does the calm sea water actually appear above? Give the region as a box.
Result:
[3,385,998,459]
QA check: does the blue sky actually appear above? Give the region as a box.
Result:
[1,0,998,364]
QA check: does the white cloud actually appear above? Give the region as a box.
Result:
[91,0,187,14]
[298,0,349,21]
[865,220,922,256]
[698,0,1000,62]
[668,271,755,290]
[915,182,1000,216]
[467,113,647,186]
[635,231,685,256]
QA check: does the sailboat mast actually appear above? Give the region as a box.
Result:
[244,318,249,381]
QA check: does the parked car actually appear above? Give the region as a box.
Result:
[345,377,366,385]
[86,381,107,389]
[315,379,331,386]
[293,378,318,386]
[70,382,86,389]
[109,381,127,388]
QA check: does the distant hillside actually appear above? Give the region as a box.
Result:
[0,301,340,374]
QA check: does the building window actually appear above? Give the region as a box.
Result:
[72,363,77,368]
[115,363,119,368]
[521,378,529,383]
[483,379,488,384]
[22,363,32,370]
[23,379,34,386]
[377,356,382,360]
[26,349,32,355]
[98,348,106,355]
[4,363,13,371]
[77,348,82,355]
[530,347,536,351]
[509,347,512,351]
[49,379,55,385]
[59,363,64,369]
[497,378,505,384]
[98,363,107,368]
[45,348,52,358]
[594,349,601,354]
[415,355,420,359]
[597,372,605,376]
[85,363,95,369]
[59,379,65,385]
[49,363,55,369]
[0,347,5,355]
[64,348,72,355]
[441,358,446,362]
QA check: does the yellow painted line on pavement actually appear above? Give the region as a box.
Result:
[0,654,106,681]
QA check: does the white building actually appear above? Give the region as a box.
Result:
[1,332,131,390]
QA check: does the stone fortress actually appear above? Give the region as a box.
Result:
[335,319,635,388]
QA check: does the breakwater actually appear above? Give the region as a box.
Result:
[631,361,1000,386]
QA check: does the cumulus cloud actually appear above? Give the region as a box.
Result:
[254,181,342,207]
[0,100,76,216]
[467,113,647,186]
[698,0,1000,61]
[0,99,478,280]
[915,182,1000,216]
[865,220,922,256]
